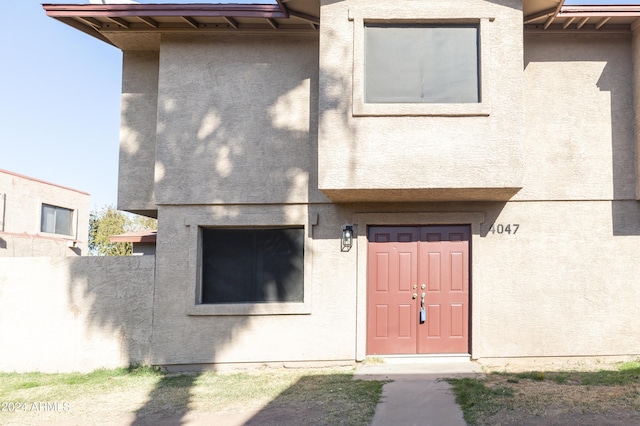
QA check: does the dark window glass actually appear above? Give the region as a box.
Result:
[201,227,304,304]
[365,24,479,103]
[41,204,73,235]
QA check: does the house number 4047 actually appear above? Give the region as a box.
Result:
[489,224,519,235]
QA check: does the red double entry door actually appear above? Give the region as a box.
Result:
[367,226,470,355]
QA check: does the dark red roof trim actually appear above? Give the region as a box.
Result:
[110,230,157,244]
[43,4,288,19]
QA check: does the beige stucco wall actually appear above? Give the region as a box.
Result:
[471,200,640,358]
[153,34,324,206]
[451,32,638,360]
[347,200,640,360]
[151,204,357,366]
[0,256,155,373]
[118,50,159,216]
[318,0,525,201]
[151,199,640,366]
[632,26,640,200]
[147,27,640,366]
[0,170,90,256]
[521,33,635,202]
[103,4,640,367]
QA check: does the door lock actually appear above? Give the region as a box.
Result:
[421,284,426,290]
[413,284,417,290]
[412,293,417,300]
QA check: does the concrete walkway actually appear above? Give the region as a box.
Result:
[354,358,484,426]
[132,359,483,426]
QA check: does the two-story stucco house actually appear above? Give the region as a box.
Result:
[44,0,640,370]
[0,169,90,256]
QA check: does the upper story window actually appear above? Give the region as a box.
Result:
[364,24,479,104]
[352,17,491,117]
[41,204,73,236]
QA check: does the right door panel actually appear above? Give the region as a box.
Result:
[418,226,470,354]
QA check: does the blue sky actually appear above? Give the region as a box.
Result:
[0,0,636,210]
[0,1,268,211]
[1,2,121,210]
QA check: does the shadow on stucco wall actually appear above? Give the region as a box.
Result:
[595,40,640,236]
[318,25,360,190]
[65,256,156,370]
[148,34,321,206]
[524,33,639,236]
[92,30,335,424]
[79,2,523,421]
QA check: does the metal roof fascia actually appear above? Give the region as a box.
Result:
[43,3,288,19]
[559,4,640,17]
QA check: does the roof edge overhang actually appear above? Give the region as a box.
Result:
[109,230,157,244]
[43,4,288,19]
[525,1,640,32]
[43,3,318,49]
[559,5,640,20]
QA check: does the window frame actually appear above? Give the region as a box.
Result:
[40,203,75,236]
[352,16,492,117]
[186,212,314,316]
[200,226,305,305]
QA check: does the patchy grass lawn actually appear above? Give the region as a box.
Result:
[448,361,640,425]
[0,366,384,426]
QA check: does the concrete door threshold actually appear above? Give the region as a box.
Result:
[368,354,473,364]
[355,355,483,381]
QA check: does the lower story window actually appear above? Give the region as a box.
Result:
[41,204,73,236]
[201,227,304,304]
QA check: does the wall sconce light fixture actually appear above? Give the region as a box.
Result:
[341,225,353,252]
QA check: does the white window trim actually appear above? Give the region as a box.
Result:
[185,212,315,316]
[352,15,493,117]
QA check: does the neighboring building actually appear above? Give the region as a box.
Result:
[110,230,157,255]
[44,0,640,369]
[0,169,90,256]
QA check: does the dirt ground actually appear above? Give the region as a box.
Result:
[474,373,640,426]
[486,410,640,426]
[3,361,639,426]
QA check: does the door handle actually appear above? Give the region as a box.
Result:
[412,293,417,300]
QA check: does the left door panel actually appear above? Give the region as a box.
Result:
[366,227,419,355]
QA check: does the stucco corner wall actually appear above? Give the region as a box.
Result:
[0,256,155,373]
[150,204,357,367]
[118,50,159,215]
[153,34,321,205]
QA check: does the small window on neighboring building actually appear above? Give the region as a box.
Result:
[41,204,73,236]
[201,227,304,304]
[365,24,480,104]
